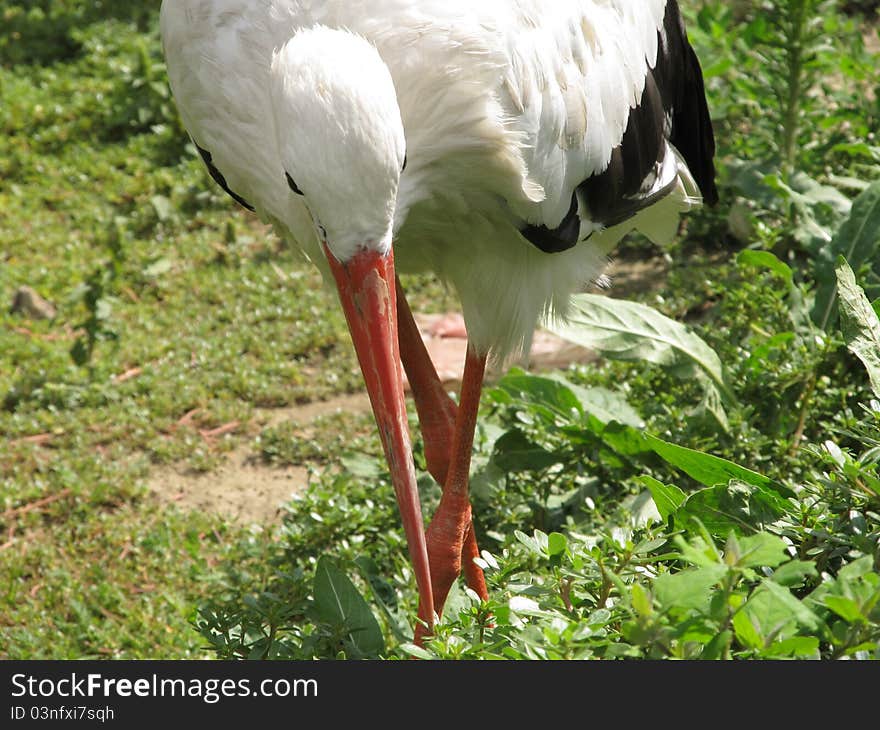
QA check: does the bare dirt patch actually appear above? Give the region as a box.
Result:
[149,394,372,524]
[150,456,311,525]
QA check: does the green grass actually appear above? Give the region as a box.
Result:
[2,1,879,659]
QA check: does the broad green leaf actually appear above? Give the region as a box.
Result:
[568,385,643,427]
[631,583,653,618]
[836,259,880,398]
[696,380,730,432]
[353,556,409,642]
[492,430,561,472]
[765,172,853,254]
[785,171,855,216]
[675,621,719,645]
[547,532,567,559]
[596,421,653,456]
[595,425,794,535]
[727,160,778,211]
[751,579,823,633]
[737,249,794,289]
[508,595,557,620]
[838,555,875,581]
[313,557,384,658]
[832,142,880,164]
[776,171,852,230]
[644,434,774,490]
[770,560,818,588]
[761,636,820,659]
[548,293,736,404]
[438,576,471,622]
[493,371,582,423]
[514,530,549,557]
[400,643,434,660]
[678,481,791,536]
[733,610,765,650]
[827,174,871,194]
[813,181,880,330]
[824,596,864,624]
[599,426,790,523]
[805,556,876,612]
[545,374,644,427]
[675,534,723,568]
[629,489,663,528]
[723,532,742,567]
[735,533,790,569]
[769,171,852,219]
[633,536,668,555]
[596,423,769,488]
[653,565,728,613]
[699,630,733,660]
[639,475,686,522]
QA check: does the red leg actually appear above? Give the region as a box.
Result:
[422,346,486,620]
[395,279,457,482]
[396,280,488,602]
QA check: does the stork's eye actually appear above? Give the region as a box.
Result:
[285,172,304,196]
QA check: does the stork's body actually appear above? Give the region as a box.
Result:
[160,0,717,642]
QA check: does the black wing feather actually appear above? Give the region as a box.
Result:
[196,143,255,212]
[521,0,717,254]
[650,1,718,205]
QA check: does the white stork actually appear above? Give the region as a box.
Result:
[159,0,717,643]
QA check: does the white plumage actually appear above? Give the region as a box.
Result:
[160,0,708,359]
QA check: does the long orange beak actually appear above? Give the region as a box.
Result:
[324,243,435,638]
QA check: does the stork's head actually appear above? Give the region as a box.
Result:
[270,26,406,263]
[268,27,432,619]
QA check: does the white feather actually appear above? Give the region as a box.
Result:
[160,0,702,359]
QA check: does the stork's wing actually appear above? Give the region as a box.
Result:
[159,0,319,261]
[500,0,717,253]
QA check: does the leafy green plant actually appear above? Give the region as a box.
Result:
[813,181,880,326]
[685,0,879,261]
[836,258,880,395]
[759,0,838,180]
[0,0,156,66]
[191,351,879,660]
[548,294,736,428]
[69,218,127,372]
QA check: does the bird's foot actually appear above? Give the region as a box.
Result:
[413,515,488,647]
[418,406,488,600]
[413,514,464,647]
